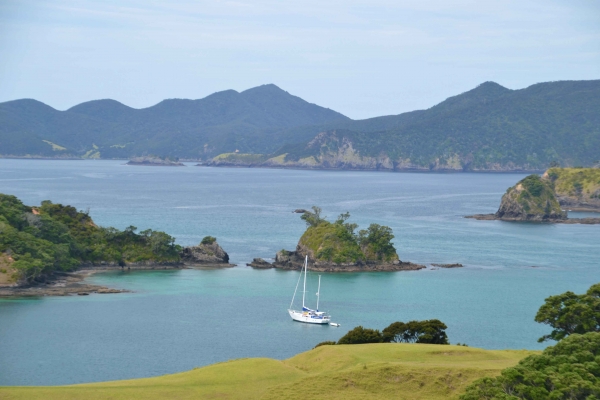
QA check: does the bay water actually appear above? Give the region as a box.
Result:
[0,159,598,385]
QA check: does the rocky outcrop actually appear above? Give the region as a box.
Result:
[492,175,566,221]
[127,156,185,166]
[0,271,129,297]
[271,248,425,272]
[179,240,233,266]
[431,263,463,268]
[246,258,273,269]
[466,173,600,224]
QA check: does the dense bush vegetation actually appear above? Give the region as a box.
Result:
[333,320,449,346]
[337,326,385,345]
[0,194,181,282]
[298,207,398,264]
[382,320,450,344]
[461,333,600,400]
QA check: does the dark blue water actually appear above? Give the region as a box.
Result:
[0,159,598,385]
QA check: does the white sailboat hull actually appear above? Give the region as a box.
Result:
[288,309,331,324]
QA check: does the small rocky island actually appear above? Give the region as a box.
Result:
[0,194,231,297]
[467,170,600,224]
[127,156,185,166]
[248,207,426,272]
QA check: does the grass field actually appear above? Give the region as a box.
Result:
[0,343,537,400]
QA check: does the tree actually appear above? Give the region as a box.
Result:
[358,223,397,262]
[461,332,600,400]
[535,283,600,342]
[337,326,383,344]
[382,320,449,344]
[300,206,325,228]
[201,236,217,245]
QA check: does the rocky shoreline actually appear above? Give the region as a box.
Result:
[466,214,600,224]
[0,270,128,297]
[431,263,464,268]
[246,251,426,272]
[126,156,185,166]
[0,240,234,298]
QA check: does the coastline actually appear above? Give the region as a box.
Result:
[196,163,544,174]
[0,263,236,298]
[465,214,600,224]
[0,270,128,298]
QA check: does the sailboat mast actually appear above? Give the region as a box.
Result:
[302,256,307,308]
[316,275,321,311]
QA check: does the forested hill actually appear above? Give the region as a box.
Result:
[0,84,348,159]
[213,80,600,171]
[1,80,599,171]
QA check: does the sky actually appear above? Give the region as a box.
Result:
[0,0,599,119]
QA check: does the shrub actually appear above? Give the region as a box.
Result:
[382,320,449,344]
[337,326,383,345]
[314,341,336,348]
[201,236,217,245]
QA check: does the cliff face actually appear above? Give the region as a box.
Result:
[495,175,566,221]
[543,168,600,211]
[204,130,545,172]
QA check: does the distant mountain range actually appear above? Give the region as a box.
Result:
[1,80,599,171]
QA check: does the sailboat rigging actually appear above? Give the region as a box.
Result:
[288,256,331,324]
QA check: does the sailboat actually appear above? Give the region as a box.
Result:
[288,256,331,324]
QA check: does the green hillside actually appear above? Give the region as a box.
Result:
[0,194,180,283]
[0,343,535,400]
[0,84,348,159]
[270,80,600,171]
[2,80,599,170]
[543,167,600,209]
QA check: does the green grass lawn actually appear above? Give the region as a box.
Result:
[0,343,537,400]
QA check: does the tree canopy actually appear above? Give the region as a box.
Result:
[461,283,600,399]
[333,320,450,346]
[535,283,600,342]
[382,320,449,345]
[461,332,600,400]
[0,194,181,282]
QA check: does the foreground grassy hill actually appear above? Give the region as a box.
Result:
[0,343,536,400]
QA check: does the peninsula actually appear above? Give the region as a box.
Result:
[248,207,425,272]
[544,167,600,211]
[467,169,600,224]
[0,194,231,297]
[126,156,185,166]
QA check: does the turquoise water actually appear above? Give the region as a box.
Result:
[0,159,599,385]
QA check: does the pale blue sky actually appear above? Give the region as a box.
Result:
[1,0,599,119]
